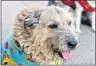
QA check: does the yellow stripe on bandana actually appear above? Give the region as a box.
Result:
[3,57,16,65]
[53,56,60,66]
[55,57,60,66]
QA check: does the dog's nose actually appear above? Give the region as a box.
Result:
[67,39,78,49]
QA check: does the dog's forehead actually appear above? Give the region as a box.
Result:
[40,8,61,24]
[40,7,70,24]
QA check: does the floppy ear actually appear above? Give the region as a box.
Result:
[24,10,42,29]
[14,8,43,47]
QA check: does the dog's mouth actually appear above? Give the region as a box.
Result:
[61,50,72,60]
[56,49,72,61]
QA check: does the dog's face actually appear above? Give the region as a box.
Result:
[23,7,78,61]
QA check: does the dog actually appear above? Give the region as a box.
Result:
[74,1,95,33]
[48,0,95,33]
[1,6,78,65]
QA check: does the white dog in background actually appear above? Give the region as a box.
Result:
[75,1,95,33]
[48,0,95,33]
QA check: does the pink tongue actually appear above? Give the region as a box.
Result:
[61,50,72,60]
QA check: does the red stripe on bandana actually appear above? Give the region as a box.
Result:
[5,42,8,49]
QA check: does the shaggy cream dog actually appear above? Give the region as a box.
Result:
[14,6,78,65]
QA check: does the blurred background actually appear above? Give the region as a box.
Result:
[2,1,95,65]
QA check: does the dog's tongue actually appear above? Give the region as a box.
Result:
[61,50,72,60]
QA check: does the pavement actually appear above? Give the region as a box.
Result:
[2,1,95,65]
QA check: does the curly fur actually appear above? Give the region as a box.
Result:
[14,8,54,64]
[14,7,77,65]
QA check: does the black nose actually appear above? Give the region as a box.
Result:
[67,39,78,49]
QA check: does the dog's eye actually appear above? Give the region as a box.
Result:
[68,21,71,25]
[48,24,58,29]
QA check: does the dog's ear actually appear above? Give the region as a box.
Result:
[24,10,42,29]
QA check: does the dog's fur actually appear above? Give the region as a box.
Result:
[14,6,78,65]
